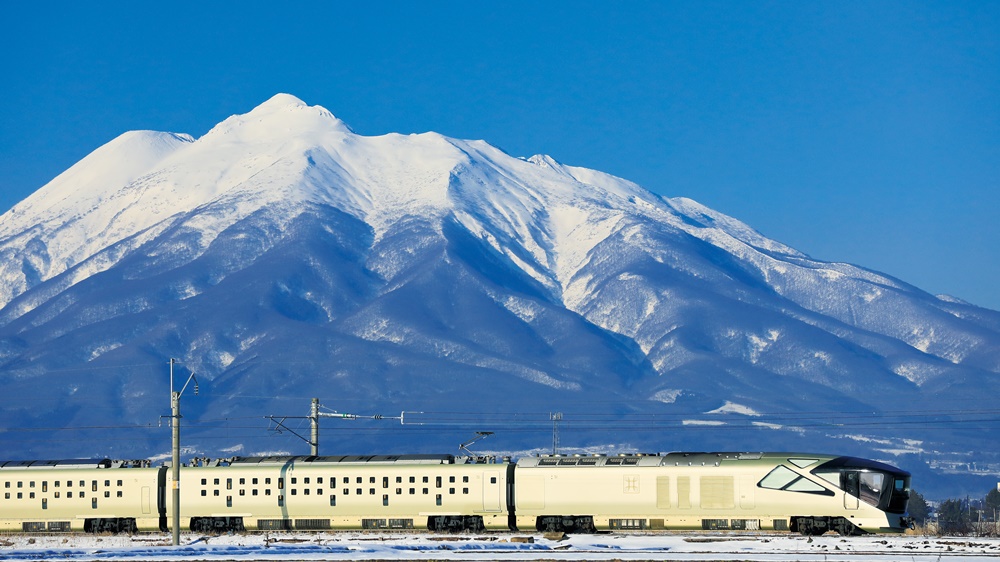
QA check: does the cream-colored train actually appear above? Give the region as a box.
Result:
[0,451,912,536]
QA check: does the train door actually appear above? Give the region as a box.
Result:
[482,471,501,512]
[843,471,860,510]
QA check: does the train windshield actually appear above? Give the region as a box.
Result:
[812,456,911,514]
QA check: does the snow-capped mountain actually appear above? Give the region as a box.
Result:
[1,94,997,497]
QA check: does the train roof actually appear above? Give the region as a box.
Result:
[0,459,113,469]
[230,454,461,465]
[516,452,845,468]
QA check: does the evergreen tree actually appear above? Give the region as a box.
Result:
[985,488,1000,521]
[908,490,930,524]
[937,498,971,535]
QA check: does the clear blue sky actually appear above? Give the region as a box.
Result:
[2,2,998,310]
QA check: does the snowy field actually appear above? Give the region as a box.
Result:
[2,531,999,561]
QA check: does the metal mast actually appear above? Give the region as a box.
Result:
[168,358,198,546]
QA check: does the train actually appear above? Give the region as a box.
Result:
[0,451,913,536]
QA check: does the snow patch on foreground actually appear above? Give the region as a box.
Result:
[1,532,999,561]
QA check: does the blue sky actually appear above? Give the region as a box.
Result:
[2,2,998,310]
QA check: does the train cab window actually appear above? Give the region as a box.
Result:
[860,472,885,506]
[759,466,832,496]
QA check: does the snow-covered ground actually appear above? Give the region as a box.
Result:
[1,531,999,561]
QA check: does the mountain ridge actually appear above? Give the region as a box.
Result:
[0,94,997,497]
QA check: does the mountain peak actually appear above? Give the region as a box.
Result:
[204,93,353,141]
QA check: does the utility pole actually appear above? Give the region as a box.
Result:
[551,412,562,455]
[168,358,198,546]
[310,398,319,456]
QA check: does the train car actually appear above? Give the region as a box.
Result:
[0,459,160,533]
[512,452,912,535]
[168,455,513,532]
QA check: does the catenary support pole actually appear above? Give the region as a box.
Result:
[170,358,180,546]
[311,398,319,456]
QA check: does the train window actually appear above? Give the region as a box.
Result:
[396,476,402,484]
[789,458,819,468]
[278,478,284,489]
[344,488,349,495]
[409,488,415,495]
[383,494,389,506]
[423,476,429,483]
[422,488,428,495]
[104,491,110,498]
[240,478,246,485]
[54,492,60,499]
[17,493,22,499]
[92,498,97,509]
[357,477,362,484]
[29,492,35,499]
[66,492,71,498]
[370,477,376,484]
[490,477,497,484]
[330,495,336,506]
[66,481,71,487]
[30,481,35,488]
[304,477,310,484]
[214,478,220,486]
[252,489,258,496]
[265,478,271,485]
[291,489,297,496]
[92,481,97,492]
[317,477,323,484]
[226,496,232,508]
[330,479,335,489]
[201,478,207,485]
[860,472,885,506]
[79,481,84,487]
[104,480,110,487]
[435,476,442,488]
[758,466,798,490]
[463,476,469,483]
[304,489,310,495]
[435,494,442,506]
[42,482,47,492]
[265,489,271,496]
[357,488,362,495]
[395,488,402,494]
[214,490,220,496]
[463,488,469,494]
[42,498,47,510]
[291,477,297,485]
[252,478,259,485]
[278,495,284,507]
[17,482,22,488]
[369,488,375,495]
[239,489,245,496]
[316,488,322,496]
[344,477,350,484]
[449,476,455,483]
[117,480,122,486]
[383,477,389,488]
[201,490,207,497]
[786,478,826,493]
[448,488,455,494]
[227,479,232,490]
[409,476,415,483]
[54,481,60,488]
[117,491,122,498]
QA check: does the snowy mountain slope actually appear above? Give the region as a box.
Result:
[0,94,998,496]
